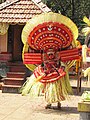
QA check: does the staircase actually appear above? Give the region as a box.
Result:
[1,62,26,93]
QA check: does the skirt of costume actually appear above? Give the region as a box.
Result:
[21,64,73,104]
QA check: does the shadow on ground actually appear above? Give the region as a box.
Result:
[33,106,78,115]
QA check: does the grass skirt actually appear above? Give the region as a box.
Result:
[21,66,73,104]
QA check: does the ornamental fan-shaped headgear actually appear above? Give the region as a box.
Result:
[46,48,55,55]
[22,12,78,51]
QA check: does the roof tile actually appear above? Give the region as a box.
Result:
[0,0,51,24]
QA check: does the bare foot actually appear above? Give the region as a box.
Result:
[45,104,51,109]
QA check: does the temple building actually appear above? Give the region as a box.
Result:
[0,0,51,62]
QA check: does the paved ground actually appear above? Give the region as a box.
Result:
[0,79,90,120]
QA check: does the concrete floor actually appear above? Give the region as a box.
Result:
[0,78,90,120]
[0,91,80,120]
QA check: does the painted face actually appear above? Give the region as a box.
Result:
[46,49,55,60]
[47,52,55,60]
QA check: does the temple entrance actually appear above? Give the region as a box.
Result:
[8,25,24,61]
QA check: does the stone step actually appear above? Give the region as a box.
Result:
[9,66,26,72]
[1,84,21,93]
[7,61,24,66]
[3,77,24,86]
[1,61,26,93]
[7,61,26,72]
[7,72,25,78]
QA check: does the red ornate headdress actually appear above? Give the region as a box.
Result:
[21,12,81,71]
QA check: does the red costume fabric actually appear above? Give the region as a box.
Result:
[34,65,66,83]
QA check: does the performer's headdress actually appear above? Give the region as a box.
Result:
[22,12,78,51]
[46,49,55,55]
[21,12,79,70]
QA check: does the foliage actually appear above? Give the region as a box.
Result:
[42,0,90,44]
[0,0,5,4]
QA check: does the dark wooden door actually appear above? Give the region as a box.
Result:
[8,25,24,61]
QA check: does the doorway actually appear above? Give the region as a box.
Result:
[8,25,24,61]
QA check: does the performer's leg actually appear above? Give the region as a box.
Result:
[57,102,61,109]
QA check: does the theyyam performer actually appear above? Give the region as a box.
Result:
[20,12,80,109]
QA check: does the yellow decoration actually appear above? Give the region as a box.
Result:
[83,16,90,26]
[66,60,75,70]
[82,16,90,36]
[0,23,9,35]
[84,67,90,77]
[75,40,81,47]
[82,27,90,36]
[82,45,87,63]
[22,42,36,71]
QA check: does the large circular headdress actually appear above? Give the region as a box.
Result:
[22,12,78,51]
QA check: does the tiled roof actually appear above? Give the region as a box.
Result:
[0,0,51,24]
